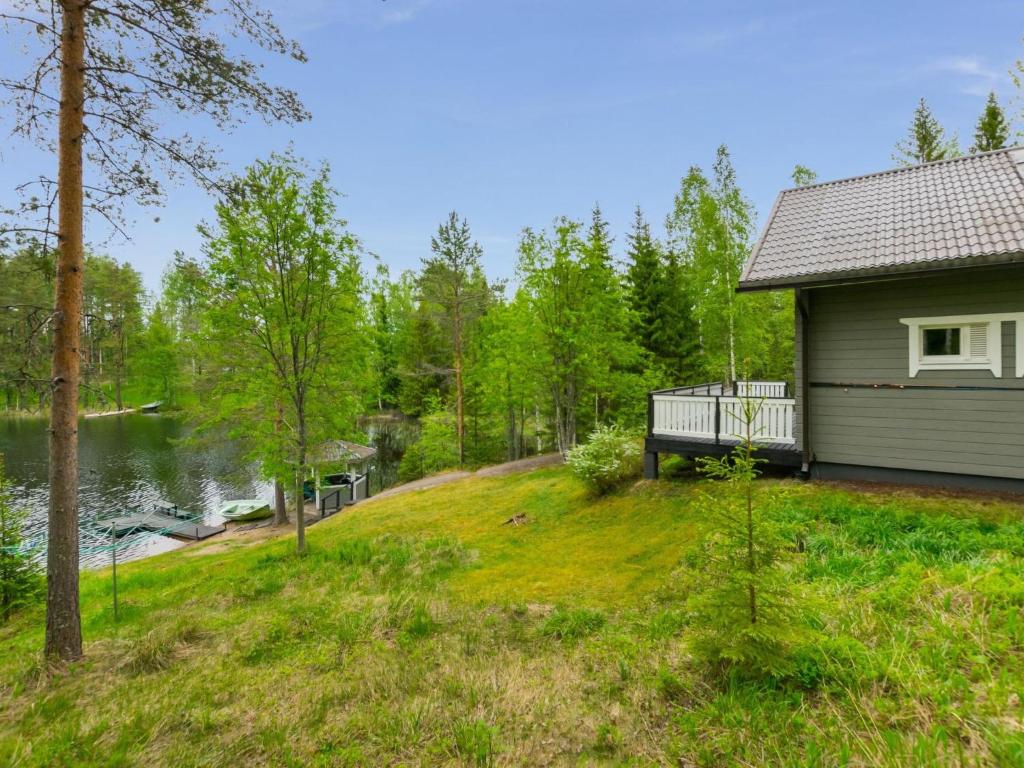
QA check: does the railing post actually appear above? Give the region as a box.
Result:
[647,392,654,436]
[714,396,721,445]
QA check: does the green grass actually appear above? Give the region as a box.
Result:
[2,467,1024,766]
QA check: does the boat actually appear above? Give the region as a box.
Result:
[139,401,163,413]
[216,499,272,521]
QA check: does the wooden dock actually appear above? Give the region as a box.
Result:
[102,508,226,541]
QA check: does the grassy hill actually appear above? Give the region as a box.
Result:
[3,466,1024,766]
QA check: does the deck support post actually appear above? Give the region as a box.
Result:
[644,450,659,480]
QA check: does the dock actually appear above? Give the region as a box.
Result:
[101,507,226,541]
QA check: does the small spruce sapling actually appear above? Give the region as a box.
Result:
[0,456,43,623]
[685,396,807,677]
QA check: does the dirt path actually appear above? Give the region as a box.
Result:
[367,453,563,501]
[186,453,564,556]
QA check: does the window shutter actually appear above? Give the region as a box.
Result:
[968,323,989,360]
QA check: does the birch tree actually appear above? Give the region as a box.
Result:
[0,0,309,661]
[200,155,365,556]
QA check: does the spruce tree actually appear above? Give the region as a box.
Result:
[972,92,1011,153]
[893,98,960,166]
[0,456,43,624]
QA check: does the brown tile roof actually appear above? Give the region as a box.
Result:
[739,147,1024,290]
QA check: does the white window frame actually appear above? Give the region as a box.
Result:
[899,312,1024,378]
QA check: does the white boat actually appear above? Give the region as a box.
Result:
[216,499,272,521]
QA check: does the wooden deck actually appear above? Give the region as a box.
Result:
[645,380,802,478]
[102,510,226,541]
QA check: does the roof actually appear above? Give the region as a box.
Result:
[312,440,377,465]
[739,147,1024,290]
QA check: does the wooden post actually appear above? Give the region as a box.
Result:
[714,396,721,445]
[110,524,118,622]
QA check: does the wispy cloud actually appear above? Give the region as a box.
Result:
[677,20,765,53]
[930,55,1004,97]
[379,0,434,27]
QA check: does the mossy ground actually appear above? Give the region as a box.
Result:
[2,466,1024,766]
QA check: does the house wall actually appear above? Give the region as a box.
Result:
[804,266,1024,479]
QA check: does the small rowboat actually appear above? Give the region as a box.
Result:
[216,499,272,521]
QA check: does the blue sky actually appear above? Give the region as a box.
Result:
[2,0,1024,291]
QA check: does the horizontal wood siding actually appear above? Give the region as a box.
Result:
[807,266,1024,479]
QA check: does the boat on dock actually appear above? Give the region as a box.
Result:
[98,503,225,541]
[216,499,272,522]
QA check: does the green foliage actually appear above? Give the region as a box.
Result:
[624,206,698,383]
[972,91,1010,153]
[566,425,642,495]
[540,606,606,641]
[0,456,42,623]
[198,152,368,550]
[893,97,960,166]
[397,400,460,482]
[791,164,818,186]
[451,719,498,767]
[666,146,792,384]
[686,398,810,678]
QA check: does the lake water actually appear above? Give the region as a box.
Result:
[0,414,270,568]
[0,412,414,569]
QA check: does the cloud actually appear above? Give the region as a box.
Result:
[930,55,1004,97]
[263,0,436,33]
[677,20,765,53]
[379,0,434,27]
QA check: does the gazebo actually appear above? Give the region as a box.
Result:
[309,439,377,517]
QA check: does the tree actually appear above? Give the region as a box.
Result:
[972,92,1010,153]
[201,154,365,556]
[84,255,143,410]
[667,148,753,384]
[419,212,490,466]
[133,302,180,406]
[893,98,960,166]
[624,206,698,382]
[0,455,43,624]
[686,397,807,677]
[1,0,309,661]
[791,165,818,187]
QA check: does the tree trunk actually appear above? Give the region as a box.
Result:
[295,409,307,554]
[45,0,87,662]
[273,400,288,525]
[273,480,287,526]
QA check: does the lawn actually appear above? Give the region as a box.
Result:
[2,466,1024,766]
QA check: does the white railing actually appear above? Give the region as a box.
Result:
[735,380,788,398]
[650,381,795,445]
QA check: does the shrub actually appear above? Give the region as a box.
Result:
[566,425,642,495]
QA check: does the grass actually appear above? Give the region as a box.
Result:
[2,466,1024,766]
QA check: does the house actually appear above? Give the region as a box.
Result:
[645,147,1024,493]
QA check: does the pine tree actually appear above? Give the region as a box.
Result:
[972,92,1010,153]
[893,98,960,166]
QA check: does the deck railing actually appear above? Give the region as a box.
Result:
[650,380,795,445]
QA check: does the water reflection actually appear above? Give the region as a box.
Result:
[0,414,270,568]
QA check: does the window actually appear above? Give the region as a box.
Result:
[899,314,1016,377]
[922,327,961,358]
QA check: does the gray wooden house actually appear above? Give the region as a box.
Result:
[645,148,1024,492]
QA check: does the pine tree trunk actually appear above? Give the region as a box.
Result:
[45,0,87,662]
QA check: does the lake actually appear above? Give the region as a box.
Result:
[0,414,271,568]
[0,412,414,568]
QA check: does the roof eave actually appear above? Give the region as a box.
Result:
[737,251,1024,293]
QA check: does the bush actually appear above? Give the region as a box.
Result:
[566,425,642,495]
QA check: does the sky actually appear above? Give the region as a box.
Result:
[2,0,1024,292]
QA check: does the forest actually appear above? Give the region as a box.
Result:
[2,145,794,483]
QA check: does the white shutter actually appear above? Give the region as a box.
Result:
[968,323,989,361]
